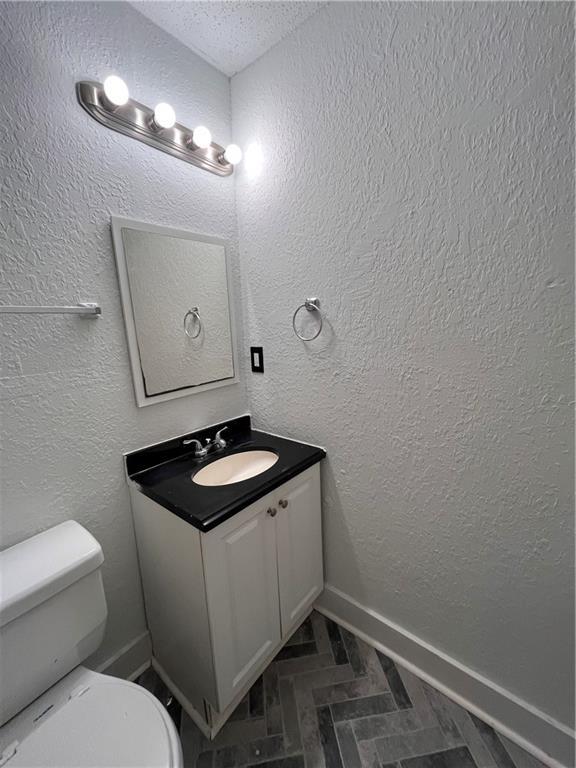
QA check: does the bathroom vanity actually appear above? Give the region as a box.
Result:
[126,417,325,737]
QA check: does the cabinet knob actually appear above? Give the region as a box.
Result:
[267,507,277,517]
[278,499,288,508]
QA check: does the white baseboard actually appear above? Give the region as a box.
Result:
[315,585,575,768]
[94,630,152,681]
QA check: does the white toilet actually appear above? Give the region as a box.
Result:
[0,521,183,768]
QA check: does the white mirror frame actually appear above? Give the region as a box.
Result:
[111,216,239,407]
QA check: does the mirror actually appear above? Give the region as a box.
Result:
[111,217,238,407]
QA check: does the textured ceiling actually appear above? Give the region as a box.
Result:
[130,1,325,77]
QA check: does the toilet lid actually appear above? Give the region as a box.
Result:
[7,679,178,767]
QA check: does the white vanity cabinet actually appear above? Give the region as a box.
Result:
[130,463,323,737]
[276,468,324,630]
[201,496,282,709]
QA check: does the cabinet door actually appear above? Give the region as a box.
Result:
[202,495,281,710]
[276,464,324,636]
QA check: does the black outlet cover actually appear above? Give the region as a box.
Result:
[250,346,264,373]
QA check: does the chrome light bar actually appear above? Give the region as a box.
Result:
[76,81,233,177]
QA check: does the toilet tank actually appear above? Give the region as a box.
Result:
[0,521,107,726]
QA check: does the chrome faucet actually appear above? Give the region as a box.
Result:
[183,426,228,458]
[213,426,228,449]
[182,438,208,458]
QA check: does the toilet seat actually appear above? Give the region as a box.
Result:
[2,676,182,768]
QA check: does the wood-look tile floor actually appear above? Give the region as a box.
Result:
[137,611,548,768]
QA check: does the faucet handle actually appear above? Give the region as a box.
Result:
[182,437,208,457]
[214,426,228,448]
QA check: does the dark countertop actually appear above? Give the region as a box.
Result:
[126,416,326,532]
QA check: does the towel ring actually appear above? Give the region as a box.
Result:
[292,298,322,341]
[183,307,202,338]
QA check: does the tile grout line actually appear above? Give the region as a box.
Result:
[333,719,353,768]
[320,690,398,709]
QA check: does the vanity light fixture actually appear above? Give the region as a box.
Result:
[76,78,241,177]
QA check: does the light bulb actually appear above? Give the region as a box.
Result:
[192,126,212,149]
[223,143,242,165]
[103,75,129,106]
[153,102,176,129]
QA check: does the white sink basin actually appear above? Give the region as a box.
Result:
[192,450,279,486]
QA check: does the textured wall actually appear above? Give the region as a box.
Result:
[232,2,574,727]
[0,1,248,667]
